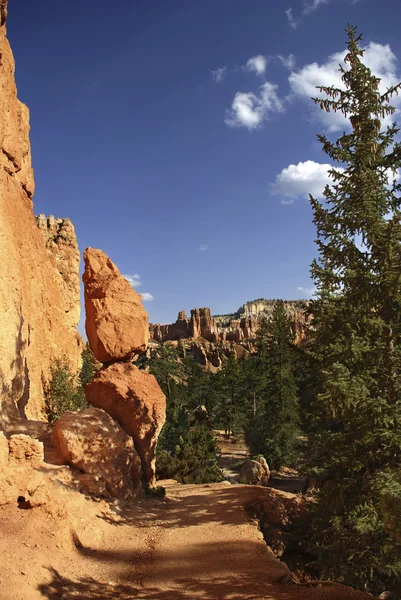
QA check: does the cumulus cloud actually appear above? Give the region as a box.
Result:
[199,244,209,252]
[225,82,284,130]
[297,285,317,296]
[269,160,344,201]
[245,55,268,76]
[211,67,227,83]
[123,273,141,288]
[289,42,401,131]
[141,293,154,302]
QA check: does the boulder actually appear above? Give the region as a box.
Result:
[51,407,142,500]
[239,457,270,486]
[83,248,149,363]
[85,362,166,487]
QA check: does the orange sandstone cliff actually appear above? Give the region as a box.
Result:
[0,1,82,429]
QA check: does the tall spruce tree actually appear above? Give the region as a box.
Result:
[308,26,401,592]
[246,301,300,469]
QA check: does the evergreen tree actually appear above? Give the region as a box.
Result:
[141,343,223,483]
[246,301,300,469]
[214,353,245,438]
[78,342,98,389]
[44,358,87,422]
[308,26,401,592]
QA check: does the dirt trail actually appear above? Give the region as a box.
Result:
[1,478,372,600]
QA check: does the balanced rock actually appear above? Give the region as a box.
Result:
[85,363,166,487]
[239,457,270,486]
[52,407,142,500]
[83,247,149,363]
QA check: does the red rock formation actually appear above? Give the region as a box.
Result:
[83,248,149,363]
[85,363,166,487]
[150,300,311,347]
[0,3,82,428]
[36,215,81,331]
[52,408,142,500]
[189,308,219,342]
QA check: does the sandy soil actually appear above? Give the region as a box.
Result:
[0,476,373,600]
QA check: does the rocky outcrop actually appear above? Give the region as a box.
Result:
[52,408,142,500]
[149,299,311,347]
[150,308,219,343]
[239,457,271,486]
[83,248,149,363]
[36,215,81,331]
[85,363,166,487]
[0,2,82,429]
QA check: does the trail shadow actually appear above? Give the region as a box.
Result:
[97,484,274,529]
[38,568,139,600]
[38,540,292,600]
[269,475,308,495]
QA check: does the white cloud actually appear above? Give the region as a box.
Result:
[269,160,344,201]
[289,42,401,131]
[141,292,154,302]
[211,67,227,83]
[276,54,296,70]
[286,8,299,29]
[199,244,209,252]
[225,82,284,130]
[303,0,329,15]
[245,55,268,76]
[123,273,141,288]
[297,285,317,296]
[286,0,328,29]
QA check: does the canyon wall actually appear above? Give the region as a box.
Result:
[0,1,82,429]
[149,299,311,346]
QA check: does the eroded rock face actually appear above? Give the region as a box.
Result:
[85,363,166,487]
[8,434,44,468]
[0,4,82,428]
[149,300,312,346]
[83,248,149,363]
[36,215,81,330]
[52,408,142,500]
[0,431,9,466]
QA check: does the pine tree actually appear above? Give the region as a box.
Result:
[246,301,300,469]
[215,353,245,438]
[78,342,98,389]
[308,25,401,592]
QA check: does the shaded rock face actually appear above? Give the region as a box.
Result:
[83,248,149,363]
[85,363,166,487]
[52,408,142,500]
[0,3,82,429]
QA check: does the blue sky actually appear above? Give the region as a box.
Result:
[7,0,401,326]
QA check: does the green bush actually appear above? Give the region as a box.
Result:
[156,424,224,484]
[44,358,87,422]
[44,346,98,423]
